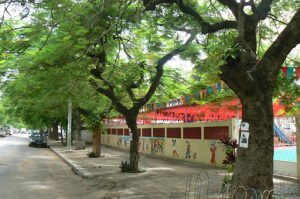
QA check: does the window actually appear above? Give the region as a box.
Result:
[167,128,181,138]
[153,128,165,137]
[204,126,228,140]
[117,129,123,135]
[124,129,129,135]
[107,129,111,134]
[142,128,151,137]
[183,127,201,139]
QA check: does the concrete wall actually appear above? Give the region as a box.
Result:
[274,160,297,178]
[101,119,237,167]
[81,130,92,143]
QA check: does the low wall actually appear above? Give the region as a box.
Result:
[274,160,297,178]
[101,119,238,167]
[81,130,92,143]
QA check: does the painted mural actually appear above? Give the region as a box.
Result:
[137,137,165,155]
[210,140,217,165]
[185,141,197,160]
[172,139,179,158]
[106,135,110,145]
[118,136,130,148]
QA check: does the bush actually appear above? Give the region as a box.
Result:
[119,160,131,172]
[87,151,99,158]
[220,136,238,186]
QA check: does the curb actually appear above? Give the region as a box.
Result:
[49,146,93,179]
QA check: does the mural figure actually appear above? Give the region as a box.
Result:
[172,139,179,158]
[210,141,217,165]
[192,152,197,160]
[138,140,143,153]
[150,138,165,155]
[117,137,122,147]
[185,141,192,159]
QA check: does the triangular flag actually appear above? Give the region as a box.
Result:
[171,100,175,106]
[212,85,217,93]
[186,95,191,103]
[217,82,222,91]
[194,92,199,99]
[207,87,213,94]
[181,96,185,105]
[221,81,226,88]
[295,67,300,80]
[287,66,294,79]
[281,67,287,77]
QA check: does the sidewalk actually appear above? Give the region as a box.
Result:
[48,141,299,198]
[48,140,225,198]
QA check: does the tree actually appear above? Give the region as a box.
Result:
[142,0,300,191]
[82,1,195,172]
[79,99,113,157]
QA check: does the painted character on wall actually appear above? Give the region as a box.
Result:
[172,139,179,158]
[117,137,122,147]
[210,141,217,165]
[185,141,192,159]
[150,138,164,155]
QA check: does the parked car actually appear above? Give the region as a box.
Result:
[28,133,48,147]
[5,131,12,136]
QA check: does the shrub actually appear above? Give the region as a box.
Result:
[87,151,99,158]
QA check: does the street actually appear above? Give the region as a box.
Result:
[0,135,100,199]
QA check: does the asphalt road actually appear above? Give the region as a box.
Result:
[0,135,101,199]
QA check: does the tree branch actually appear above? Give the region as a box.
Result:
[136,33,196,108]
[252,0,273,21]
[176,0,237,33]
[258,9,300,84]
[216,0,239,18]
[89,79,129,115]
[143,0,237,33]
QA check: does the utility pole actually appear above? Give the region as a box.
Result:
[67,98,72,152]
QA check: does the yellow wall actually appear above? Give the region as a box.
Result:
[102,119,238,167]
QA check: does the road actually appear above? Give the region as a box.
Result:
[0,135,101,199]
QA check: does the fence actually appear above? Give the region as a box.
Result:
[185,172,300,199]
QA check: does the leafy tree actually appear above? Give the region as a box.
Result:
[142,0,300,190]
[83,0,195,171]
[79,97,113,157]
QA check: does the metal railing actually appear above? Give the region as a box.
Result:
[185,172,300,199]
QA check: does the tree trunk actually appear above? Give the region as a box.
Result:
[92,122,101,157]
[60,125,64,144]
[52,121,59,141]
[233,95,274,192]
[126,114,140,172]
[74,109,85,150]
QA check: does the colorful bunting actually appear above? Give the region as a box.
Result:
[140,66,299,113]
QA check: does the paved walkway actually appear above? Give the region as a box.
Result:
[48,141,299,198]
[49,140,226,198]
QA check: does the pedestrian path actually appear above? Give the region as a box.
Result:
[48,140,299,198]
[49,140,226,198]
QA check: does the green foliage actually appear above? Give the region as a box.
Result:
[274,71,300,115]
